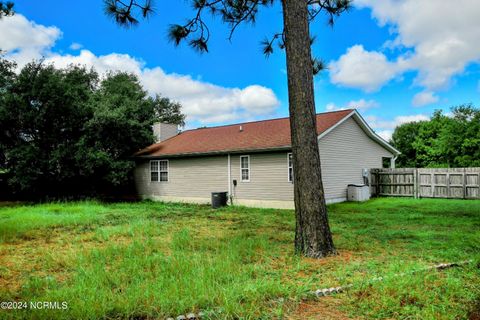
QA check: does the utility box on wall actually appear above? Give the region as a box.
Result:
[347,184,371,202]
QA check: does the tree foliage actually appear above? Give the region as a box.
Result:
[153,94,186,127]
[104,0,350,73]
[0,1,14,18]
[391,105,480,168]
[0,59,185,199]
[390,121,421,168]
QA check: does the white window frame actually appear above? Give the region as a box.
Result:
[287,153,294,183]
[240,155,250,182]
[150,159,169,182]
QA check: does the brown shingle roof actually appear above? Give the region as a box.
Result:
[136,109,354,157]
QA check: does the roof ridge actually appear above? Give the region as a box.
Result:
[182,109,355,133]
[135,109,356,156]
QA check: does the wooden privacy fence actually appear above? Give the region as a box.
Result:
[370,168,480,199]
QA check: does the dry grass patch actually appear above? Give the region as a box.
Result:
[0,198,478,319]
[287,297,358,320]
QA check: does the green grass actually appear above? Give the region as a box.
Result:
[0,198,479,319]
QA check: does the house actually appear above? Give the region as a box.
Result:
[133,109,400,209]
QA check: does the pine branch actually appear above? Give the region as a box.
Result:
[307,0,352,24]
[103,0,351,57]
[103,0,154,28]
[0,1,14,18]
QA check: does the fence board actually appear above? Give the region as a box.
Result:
[370,168,480,200]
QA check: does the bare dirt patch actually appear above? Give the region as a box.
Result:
[286,297,358,320]
[469,300,480,320]
[303,250,356,266]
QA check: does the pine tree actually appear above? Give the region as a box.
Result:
[104,0,351,258]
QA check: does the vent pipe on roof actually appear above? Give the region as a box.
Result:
[239,125,243,132]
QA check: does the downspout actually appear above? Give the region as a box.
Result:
[227,154,232,204]
[391,155,398,169]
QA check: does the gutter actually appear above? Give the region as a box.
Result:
[133,146,292,159]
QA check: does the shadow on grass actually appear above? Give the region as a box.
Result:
[470,299,480,320]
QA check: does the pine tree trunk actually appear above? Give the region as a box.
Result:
[281,0,336,258]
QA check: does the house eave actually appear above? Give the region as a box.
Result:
[133,146,292,159]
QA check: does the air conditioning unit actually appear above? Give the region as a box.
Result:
[347,184,371,202]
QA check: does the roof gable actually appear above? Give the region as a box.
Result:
[135,109,398,157]
[316,110,400,155]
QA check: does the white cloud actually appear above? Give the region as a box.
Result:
[1,14,280,125]
[69,42,83,50]
[412,91,439,107]
[332,1,480,95]
[325,103,337,112]
[326,98,378,111]
[365,114,429,140]
[395,114,430,125]
[366,114,430,130]
[376,130,394,141]
[142,68,279,123]
[0,14,61,66]
[329,45,401,92]
[46,50,144,75]
[0,14,60,52]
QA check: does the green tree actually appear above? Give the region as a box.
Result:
[391,121,423,167]
[153,95,186,127]
[414,110,454,167]
[78,72,161,192]
[439,104,480,167]
[391,105,480,168]
[104,0,351,258]
[0,57,17,170]
[0,62,98,197]
[0,61,185,198]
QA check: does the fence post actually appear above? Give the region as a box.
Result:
[376,169,380,197]
[370,169,376,197]
[446,171,450,199]
[372,169,379,197]
[431,172,435,198]
[414,168,418,199]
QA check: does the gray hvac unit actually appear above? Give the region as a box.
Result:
[347,184,371,202]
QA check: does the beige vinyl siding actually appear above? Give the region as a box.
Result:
[319,117,394,200]
[134,116,395,207]
[230,152,294,201]
[134,156,228,199]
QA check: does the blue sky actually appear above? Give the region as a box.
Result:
[3,0,480,139]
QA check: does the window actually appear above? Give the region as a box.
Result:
[240,155,250,182]
[150,161,159,182]
[288,153,294,182]
[150,160,168,182]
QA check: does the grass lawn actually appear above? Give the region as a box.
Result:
[0,198,479,319]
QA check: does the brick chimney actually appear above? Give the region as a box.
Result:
[153,123,179,142]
